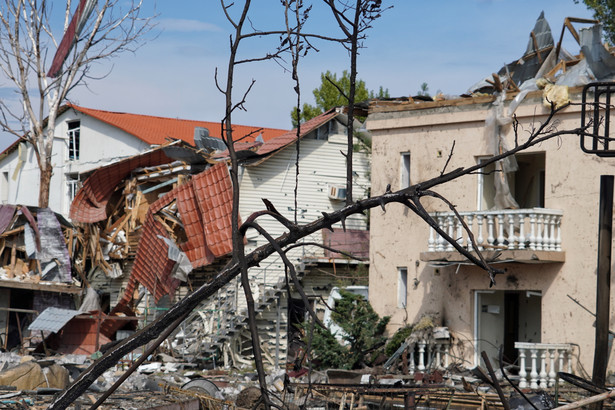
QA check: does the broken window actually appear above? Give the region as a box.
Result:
[68,120,80,160]
[398,267,408,308]
[477,152,545,210]
[400,152,410,189]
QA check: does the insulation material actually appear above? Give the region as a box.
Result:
[37,208,72,283]
[542,83,570,109]
[484,92,519,210]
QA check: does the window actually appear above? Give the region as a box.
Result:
[66,173,80,203]
[1,172,8,204]
[398,267,408,308]
[477,152,545,210]
[400,152,410,189]
[68,120,80,160]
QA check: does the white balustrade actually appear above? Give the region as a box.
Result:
[402,339,451,376]
[427,208,563,253]
[515,342,573,389]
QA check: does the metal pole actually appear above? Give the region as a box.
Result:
[593,175,613,391]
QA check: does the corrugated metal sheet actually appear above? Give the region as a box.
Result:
[28,307,80,333]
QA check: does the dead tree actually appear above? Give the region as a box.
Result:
[324,0,386,205]
[0,0,154,207]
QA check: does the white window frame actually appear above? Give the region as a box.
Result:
[400,152,410,189]
[68,120,80,161]
[398,267,408,308]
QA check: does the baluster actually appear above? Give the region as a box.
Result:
[409,344,416,376]
[435,343,442,368]
[446,216,454,251]
[518,213,526,249]
[444,344,450,368]
[456,217,464,248]
[497,213,505,246]
[539,349,548,388]
[426,344,432,368]
[508,213,516,249]
[428,227,436,251]
[436,216,445,251]
[567,349,572,373]
[418,341,426,371]
[549,215,556,250]
[529,213,537,250]
[487,215,495,247]
[530,349,539,389]
[536,214,544,250]
[556,216,562,251]
[548,349,557,387]
[467,215,474,251]
[476,215,484,250]
[518,348,528,388]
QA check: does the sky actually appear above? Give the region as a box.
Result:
[0,0,598,150]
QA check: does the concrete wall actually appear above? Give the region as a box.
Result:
[368,91,615,372]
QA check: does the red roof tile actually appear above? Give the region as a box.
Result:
[127,162,236,303]
[68,104,289,146]
[255,108,339,156]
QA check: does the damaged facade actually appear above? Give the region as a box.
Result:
[368,13,615,385]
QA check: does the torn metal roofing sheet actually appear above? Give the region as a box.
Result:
[0,205,16,233]
[70,148,175,223]
[28,307,80,333]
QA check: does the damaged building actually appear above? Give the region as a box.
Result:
[368,13,615,386]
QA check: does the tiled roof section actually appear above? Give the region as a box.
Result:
[192,163,236,257]
[70,149,174,222]
[255,108,339,156]
[175,182,215,267]
[130,204,180,303]
[68,104,289,145]
[126,163,235,302]
[28,307,80,333]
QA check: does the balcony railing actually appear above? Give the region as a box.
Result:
[515,342,573,389]
[427,208,563,253]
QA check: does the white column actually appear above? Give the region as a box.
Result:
[519,348,528,388]
[549,215,556,250]
[529,213,537,250]
[508,213,516,249]
[548,349,557,387]
[476,215,484,250]
[556,216,562,251]
[539,349,548,388]
[530,348,539,389]
[436,216,445,251]
[467,215,474,251]
[536,214,544,250]
[409,345,416,376]
[518,213,526,250]
[446,216,454,251]
[428,227,436,251]
[487,215,495,247]
[418,341,426,371]
[497,213,505,246]
[456,217,464,248]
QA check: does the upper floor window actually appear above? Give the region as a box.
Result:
[400,152,411,189]
[477,152,545,210]
[68,120,80,160]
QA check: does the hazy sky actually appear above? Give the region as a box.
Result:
[0,1,597,149]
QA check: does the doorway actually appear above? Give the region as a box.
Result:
[475,290,541,367]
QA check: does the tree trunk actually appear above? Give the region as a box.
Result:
[38,163,52,208]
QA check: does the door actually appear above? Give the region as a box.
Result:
[475,290,541,367]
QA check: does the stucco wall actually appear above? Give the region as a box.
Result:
[368,91,615,373]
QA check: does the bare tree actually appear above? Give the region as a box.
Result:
[0,0,154,207]
[324,0,386,204]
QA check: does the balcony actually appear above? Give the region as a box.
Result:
[515,342,573,389]
[421,208,565,264]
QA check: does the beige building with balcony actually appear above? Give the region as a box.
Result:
[367,87,615,384]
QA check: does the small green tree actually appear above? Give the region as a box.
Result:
[290,70,389,126]
[576,0,615,45]
[305,289,390,370]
